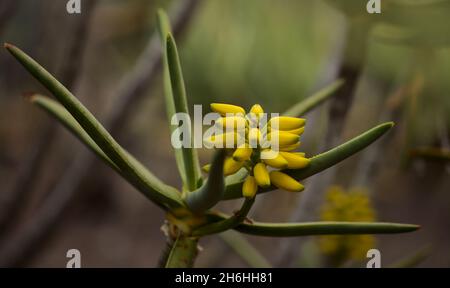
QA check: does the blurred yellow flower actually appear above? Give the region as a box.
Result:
[319,185,376,264]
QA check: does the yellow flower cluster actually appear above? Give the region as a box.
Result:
[204,103,310,198]
[319,186,376,263]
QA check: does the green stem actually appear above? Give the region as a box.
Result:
[184,149,226,213]
[191,198,255,237]
[165,234,199,268]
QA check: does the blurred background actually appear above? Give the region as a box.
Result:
[0,0,449,267]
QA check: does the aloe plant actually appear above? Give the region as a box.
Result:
[4,9,419,268]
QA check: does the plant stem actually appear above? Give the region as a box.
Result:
[191,198,255,237]
[165,234,199,268]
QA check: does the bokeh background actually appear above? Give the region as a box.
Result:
[0,0,449,267]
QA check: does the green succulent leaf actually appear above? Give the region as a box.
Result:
[222,122,394,200]
[29,94,182,210]
[157,10,201,192]
[283,79,345,117]
[234,221,420,237]
[184,149,226,213]
[31,95,119,171]
[5,44,183,209]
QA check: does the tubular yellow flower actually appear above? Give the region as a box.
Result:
[242,175,258,198]
[262,150,288,169]
[285,126,305,135]
[211,103,245,116]
[250,104,264,117]
[269,171,304,192]
[279,152,310,169]
[270,116,305,130]
[223,157,245,175]
[215,116,246,130]
[248,127,261,145]
[233,144,253,162]
[253,163,271,188]
[268,131,300,146]
[279,142,301,151]
[204,132,242,147]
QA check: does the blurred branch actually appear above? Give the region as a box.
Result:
[0,0,18,35]
[276,18,371,267]
[388,245,431,268]
[0,0,98,239]
[219,230,272,268]
[0,0,201,267]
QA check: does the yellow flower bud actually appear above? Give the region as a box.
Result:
[279,152,310,169]
[202,164,211,173]
[279,142,301,151]
[250,104,264,116]
[270,116,306,130]
[286,126,305,135]
[248,127,261,145]
[211,103,245,116]
[268,131,300,146]
[223,157,244,175]
[233,144,253,162]
[204,132,242,148]
[253,163,271,188]
[215,116,247,131]
[261,150,288,169]
[269,171,304,192]
[242,175,258,198]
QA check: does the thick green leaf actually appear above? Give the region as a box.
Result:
[31,95,118,171]
[219,230,272,268]
[283,79,345,117]
[222,122,394,200]
[234,221,420,237]
[6,44,183,209]
[166,34,201,191]
[157,9,187,187]
[157,10,201,192]
[165,235,198,268]
[184,149,226,213]
[30,94,182,210]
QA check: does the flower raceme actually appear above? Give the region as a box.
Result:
[319,186,377,263]
[202,103,310,198]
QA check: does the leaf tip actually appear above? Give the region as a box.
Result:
[166,32,175,44]
[3,43,17,53]
[22,91,37,101]
[387,121,395,128]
